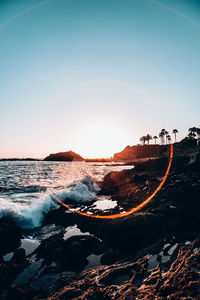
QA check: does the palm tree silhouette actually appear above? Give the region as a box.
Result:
[196,128,200,139]
[153,135,158,144]
[172,129,178,142]
[188,132,196,139]
[188,127,197,138]
[146,134,152,145]
[140,136,147,145]
[159,131,165,145]
[168,136,172,144]
[167,134,171,144]
[160,129,167,144]
[165,131,169,144]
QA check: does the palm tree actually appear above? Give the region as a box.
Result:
[153,135,158,144]
[188,127,197,138]
[160,129,167,144]
[159,131,165,145]
[196,128,200,139]
[140,136,147,145]
[146,134,152,145]
[165,130,169,144]
[167,134,171,144]
[188,132,196,139]
[172,129,178,142]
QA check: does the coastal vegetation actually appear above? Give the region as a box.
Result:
[140,128,177,146]
[139,127,200,146]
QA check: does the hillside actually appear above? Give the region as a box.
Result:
[113,138,197,161]
[113,144,167,161]
[44,150,84,161]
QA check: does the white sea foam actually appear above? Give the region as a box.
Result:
[0,194,58,229]
[0,176,98,229]
[56,176,99,203]
[0,160,133,229]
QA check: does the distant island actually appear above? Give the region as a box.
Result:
[44,150,84,161]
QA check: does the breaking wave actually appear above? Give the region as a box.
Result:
[0,176,99,229]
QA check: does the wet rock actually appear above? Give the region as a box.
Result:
[34,232,65,264]
[54,271,77,290]
[0,217,22,255]
[34,232,105,273]
[11,248,26,264]
[5,287,35,300]
[0,259,28,291]
[44,207,76,227]
[50,238,200,300]
[100,250,118,265]
[62,235,104,271]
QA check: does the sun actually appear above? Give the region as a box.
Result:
[72,120,131,159]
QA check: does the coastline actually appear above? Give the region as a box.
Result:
[0,142,199,299]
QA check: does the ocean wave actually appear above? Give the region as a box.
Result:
[0,195,58,229]
[60,176,99,203]
[0,176,99,229]
[0,185,47,194]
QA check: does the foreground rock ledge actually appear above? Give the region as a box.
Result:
[50,238,200,300]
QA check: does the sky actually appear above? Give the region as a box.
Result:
[0,0,200,158]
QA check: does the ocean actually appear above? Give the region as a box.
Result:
[0,161,132,229]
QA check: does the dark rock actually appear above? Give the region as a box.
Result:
[0,217,22,255]
[50,238,200,300]
[6,287,35,300]
[100,250,118,265]
[44,207,75,227]
[34,231,105,273]
[62,235,103,271]
[44,151,84,161]
[11,248,26,264]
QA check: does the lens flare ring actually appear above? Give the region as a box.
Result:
[52,144,173,219]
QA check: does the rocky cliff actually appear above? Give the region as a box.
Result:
[113,138,197,161]
[113,144,167,161]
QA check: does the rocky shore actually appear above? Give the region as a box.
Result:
[0,143,199,299]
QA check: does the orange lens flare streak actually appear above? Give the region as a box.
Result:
[52,144,173,219]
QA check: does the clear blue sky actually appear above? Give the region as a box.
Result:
[0,0,200,158]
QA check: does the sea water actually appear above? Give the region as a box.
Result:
[0,161,132,229]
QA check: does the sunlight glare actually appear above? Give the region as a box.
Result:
[73,121,130,158]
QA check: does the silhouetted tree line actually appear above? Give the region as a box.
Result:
[139,126,200,146]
